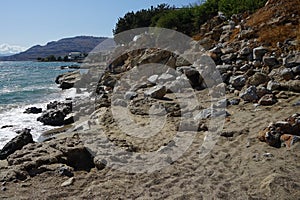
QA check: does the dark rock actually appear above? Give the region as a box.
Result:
[216,64,233,74]
[283,53,300,68]
[240,86,259,102]
[263,56,279,67]
[281,80,300,92]
[0,129,34,160]
[221,53,236,64]
[228,98,240,105]
[240,47,252,56]
[177,66,203,89]
[23,107,42,114]
[144,85,166,99]
[1,125,13,129]
[248,72,270,86]
[258,94,277,106]
[292,66,300,75]
[281,68,294,81]
[37,110,67,126]
[229,75,247,89]
[57,166,74,177]
[38,101,73,126]
[253,46,268,61]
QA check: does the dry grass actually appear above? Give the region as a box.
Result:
[246,0,300,50]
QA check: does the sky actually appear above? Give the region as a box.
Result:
[0,0,199,53]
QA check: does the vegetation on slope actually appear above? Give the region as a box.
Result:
[113,0,268,38]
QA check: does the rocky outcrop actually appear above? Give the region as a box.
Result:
[23,107,42,114]
[0,129,34,160]
[37,101,73,126]
[55,70,81,90]
[0,134,95,181]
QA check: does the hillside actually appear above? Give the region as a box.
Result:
[0,36,108,61]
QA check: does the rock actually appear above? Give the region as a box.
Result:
[240,64,252,71]
[38,101,73,126]
[283,53,300,68]
[157,73,175,83]
[221,53,236,64]
[144,85,166,99]
[1,125,13,129]
[112,99,127,107]
[267,80,281,91]
[228,98,240,105]
[240,86,259,102]
[240,47,252,56]
[263,56,279,67]
[55,70,81,90]
[175,56,191,67]
[23,107,42,114]
[216,65,233,74]
[57,166,74,177]
[281,80,300,92]
[124,91,138,100]
[258,94,277,106]
[292,66,300,75]
[253,46,268,61]
[256,86,271,98]
[229,75,247,89]
[37,110,67,126]
[258,113,300,148]
[147,75,159,85]
[281,68,294,81]
[177,66,203,88]
[94,157,107,170]
[61,177,75,187]
[0,129,34,160]
[248,72,270,86]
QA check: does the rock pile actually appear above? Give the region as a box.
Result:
[258,113,300,148]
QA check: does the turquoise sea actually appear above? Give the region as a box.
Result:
[0,61,79,148]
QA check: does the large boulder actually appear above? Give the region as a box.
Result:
[55,70,81,90]
[0,129,34,160]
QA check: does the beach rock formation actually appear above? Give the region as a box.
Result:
[55,70,81,90]
[23,107,42,114]
[0,129,34,160]
[37,101,73,126]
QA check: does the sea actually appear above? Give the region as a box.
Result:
[0,61,82,149]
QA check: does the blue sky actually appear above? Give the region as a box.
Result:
[0,0,199,52]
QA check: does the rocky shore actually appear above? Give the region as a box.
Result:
[1,1,300,199]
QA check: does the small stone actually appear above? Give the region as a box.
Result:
[258,94,277,106]
[283,53,300,68]
[253,46,268,61]
[240,86,259,102]
[124,92,138,100]
[61,177,75,187]
[281,68,294,81]
[263,56,279,67]
[1,187,6,191]
[144,85,166,99]
[263,153,274,158]
[240,47,252,56]
[229,75,247,89]
[248,72,270,86]
[267,80,281,91]
[147,75,159,85]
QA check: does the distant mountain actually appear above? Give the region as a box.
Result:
[0,53,15,57]
[0,36,109,61]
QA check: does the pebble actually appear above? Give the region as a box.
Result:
[61,177,75,187]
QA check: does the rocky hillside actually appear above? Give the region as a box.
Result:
[0,36,108,61]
